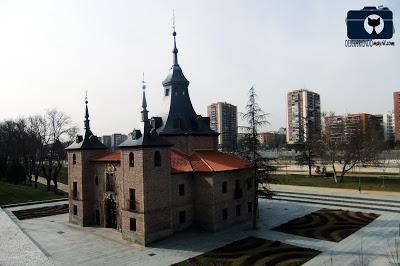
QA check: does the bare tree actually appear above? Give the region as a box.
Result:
[27,115,47,188]
[317,113,384,183]
[293,114,320,177]
[41,109,77,193]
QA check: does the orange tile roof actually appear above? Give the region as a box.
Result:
[191,150,252,172]
[92,150,121,162]
[170,148,193,173]
[90,148,251,173]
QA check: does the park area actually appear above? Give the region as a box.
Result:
[271,173,400,192]
[0,180,67,206]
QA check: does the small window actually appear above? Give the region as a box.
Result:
[95,176,99,185]
[154,151,161,167]
[130,218,136,231]
[235,179,240,189]
[248,202,252,213]
[129,152,134,167]
[179,211,186,224]
[236,204,241,217]
[179,184,185,196]
[222,181,227,194]
[129,188,136,211]
[246,178,252,189]
[73,205,77,215]
[165,88,170,96]
[72,154,76,165]
[222,208,228,220]
[72,182,78,199]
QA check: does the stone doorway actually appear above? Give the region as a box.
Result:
[105,198,117,229]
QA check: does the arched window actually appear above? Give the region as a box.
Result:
[129,152,134,167]
[154,151,161,167]
[72,154,76,165]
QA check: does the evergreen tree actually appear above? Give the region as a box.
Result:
[239,86,275,229]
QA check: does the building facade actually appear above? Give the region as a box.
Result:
[394,91,400,142]
[382,112,394,142]
[257,132,286,149]
[324,113,383,142]
[207,102,238,152]
[111,133,128,150]
[101,135,112,148]
[286,89,321,144]
[66,29,254,246]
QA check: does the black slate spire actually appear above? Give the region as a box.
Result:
[141,73,149,123]
[84,93,90,130]
[66,93,107,150]
[154,17,217,136]
[119,77,171,148]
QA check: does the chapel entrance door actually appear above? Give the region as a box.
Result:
[105,198,117,229]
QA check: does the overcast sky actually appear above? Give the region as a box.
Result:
[0,0,399,136]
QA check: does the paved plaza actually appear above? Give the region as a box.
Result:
[1,195,400,266]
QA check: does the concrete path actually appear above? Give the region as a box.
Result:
[8,199,400,266]
[36,176,69,193]
[0,207,54,266]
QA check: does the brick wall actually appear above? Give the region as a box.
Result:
[171,173,194,231]
[67,149,108,226]
[194,168,254,232]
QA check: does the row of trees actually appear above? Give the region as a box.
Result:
[294,113,385,182]
[0,109,77,193]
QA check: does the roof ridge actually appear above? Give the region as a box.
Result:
[192,151,213,172]
[170,147,189,157]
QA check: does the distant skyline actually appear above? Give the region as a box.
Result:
[0,0,399,136]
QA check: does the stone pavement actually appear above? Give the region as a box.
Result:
[5,198,399,266]
[0,207,54,266]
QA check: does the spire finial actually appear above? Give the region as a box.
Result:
[141,73,148,122]
[84,90,90,130]
[172,10,178,66]
[172,9,176,32]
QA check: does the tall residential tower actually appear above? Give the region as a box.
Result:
[207,102,238,152]
[286,89,321,143]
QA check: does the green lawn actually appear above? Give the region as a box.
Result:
[272,174,400,192]
[0,180,67,206]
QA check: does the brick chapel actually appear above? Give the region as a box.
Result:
[66,28,255,245]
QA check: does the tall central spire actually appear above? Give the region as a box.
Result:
[172,10,179,66]
[162,11,189,87]
[141,73,149,122]
[84,92,90,130]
